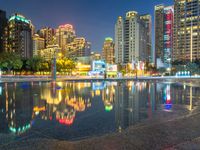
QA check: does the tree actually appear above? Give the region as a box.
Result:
[0,52,23,74]
[186,62,200,75]
[40,61,50,74]
[26,56,43,73]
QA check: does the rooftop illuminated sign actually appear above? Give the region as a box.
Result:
[9,15,30,24]
[105,37,113,41]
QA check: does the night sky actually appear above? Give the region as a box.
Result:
[0,0,173,52]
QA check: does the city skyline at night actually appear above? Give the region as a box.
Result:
[0,0,173,52]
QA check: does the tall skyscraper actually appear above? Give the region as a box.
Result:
[155,5,174,68]
[115,16,124,64]
[140,14,152,63]
[38,27,55,48]
[163,6,174,67]
[0,10,7,53]
[65,37,91,58]
[155,4,164,64]
[115,11,149,65]
[173,0,200,62]
[102,37,115,64]
[124,11,140,64]
[33,34,45,56]
[56,24,75,52]
[8,13,33,58]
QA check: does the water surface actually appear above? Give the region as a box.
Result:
[0,80,200,144]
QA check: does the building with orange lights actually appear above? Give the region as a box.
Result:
[33,34,45,56]
[56,24,76,52]
[7,13,33,58]
[102,37,115,64]
[173,0,200,62]
[65,37,91,58]
[38,27,55,48]
[0,10,7,53]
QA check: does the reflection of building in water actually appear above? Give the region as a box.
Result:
[0,84,7,132]
[0,83,33,134]
[156,83,200,112]
[115,81,155,131]
[38,82,93,125]
[102,82,116,112]
[163,85,172,111]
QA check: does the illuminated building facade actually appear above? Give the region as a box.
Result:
[38,27,55,48]
[155,5,174,68]
[155,4,164,64]
[37,45,61,60]
[0,10,7,53]
[163,6,174,67]
[91,52,101,61]
[173,0,200,62]
[102,37,115,64]
[56,24,75,52]
[8,13,33,58]
[33,34,45,56]
[115,11,149,64]
[140,14,152,62]
[124,11,140,63]
[65,37,91,58]
[115,16,124,64]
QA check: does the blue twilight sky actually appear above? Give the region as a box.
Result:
[0,0,172,52]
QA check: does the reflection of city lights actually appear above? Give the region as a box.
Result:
[67,97,86,112]
[33,106,46,112]
[105,105,113,112]
[106,88,109,95]
[59,117,74,126]
[9,124,31,134]
[164,85,172,111]
[0,86,2,95]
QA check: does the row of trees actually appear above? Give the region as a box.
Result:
[0,52,76,75]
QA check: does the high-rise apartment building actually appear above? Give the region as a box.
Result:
[102,37,115,64]
[163,6,174,66]
[155,4,165,64]
[115,16,124,64]
[37,45,62,61]
[124,11,140,64]
[115,11,149,65]
[140,14,152,62]
[56,24,75,52]
[8,13,33,58]
[173,0,200,62]
[65,37,91,58]
[33,34,45,56]
[155,5,174,68]
[0,10,7,53]
[38,27,55,48]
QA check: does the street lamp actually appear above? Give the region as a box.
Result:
[52,50,57,81]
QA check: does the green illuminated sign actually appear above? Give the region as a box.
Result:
[9,15,30,24]
[105,37,113,41]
